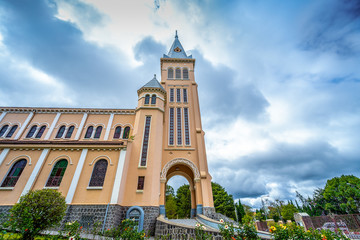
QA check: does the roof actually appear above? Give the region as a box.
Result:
[138,74,166,95]
[163,31,192,59]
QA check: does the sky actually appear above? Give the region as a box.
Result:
[0,0,360,208]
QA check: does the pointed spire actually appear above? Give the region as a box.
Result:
[163,31,192,59]
[138,74,165,95]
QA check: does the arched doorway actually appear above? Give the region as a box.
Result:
[160,158,202,218]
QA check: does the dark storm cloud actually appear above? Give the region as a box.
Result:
[301,0,360,55]
[192,50,270,122]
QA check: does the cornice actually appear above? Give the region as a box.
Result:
[0,107,136,115]
[0,140,127,149]
[160,58,196,69]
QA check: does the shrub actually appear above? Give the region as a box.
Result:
[195,222,211,240]
[102,219,147,239]
[219,219,260,240]
[7,189,66,240]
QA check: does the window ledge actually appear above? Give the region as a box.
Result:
[138,166,147,169]
[87,186,103,190]
[136,190,144,193]
[0,187,14,191]
[43,187,59,189]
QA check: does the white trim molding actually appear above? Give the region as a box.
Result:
[14,112,34,140]
[110,149,127,204]
[0,149,10,167]
[104,114,114,140]
[44,113,61,140]
[75,113,88,140]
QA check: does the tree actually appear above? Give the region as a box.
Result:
[281,204,298,221]
[165,185,178,219]
[322,175,360,214]
[212,182,235,219]
[8,189,67,240]
[235,199,246,223]
[176,184,192,218]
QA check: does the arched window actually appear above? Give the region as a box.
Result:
[1,159,27,187]
[6,125,18,138]
[113,126,122,139]
[175,68,181,79]
[46,159,68,187]
[26,125,37,138]
[168,68,174,79]
[183,68,189,79]
[89,159,108,187]
[85,126,93,138]
[0,125,9,137]
[144,94,150,104]
[151,94,156,105]
[56,125,66,138]
[123,126,130,139]
[65,126,75,139]
[35,125,46,139]
[126,206,145,231]
[94,126,102,139]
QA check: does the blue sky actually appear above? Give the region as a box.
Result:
[1,0,360,208]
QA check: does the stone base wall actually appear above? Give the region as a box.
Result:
[0,206,12,224]
[203,207,237,225]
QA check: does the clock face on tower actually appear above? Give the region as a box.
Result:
[174,47,181,52]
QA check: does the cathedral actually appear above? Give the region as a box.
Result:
[0,33,214,234]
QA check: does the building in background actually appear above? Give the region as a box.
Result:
[0,33,214,234]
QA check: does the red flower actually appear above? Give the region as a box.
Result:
[80,226,83,229]
[25,229,28,231]
[232,237,236,240]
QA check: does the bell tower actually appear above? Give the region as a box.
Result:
[159,32,214,217]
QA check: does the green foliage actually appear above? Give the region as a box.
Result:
[269,223,348,240]
[7,189,66,240]
[102,219,147,239]
[235,199,246,223]
[218,219,259,240]
[194,223,212,240]
[175,184,191,218]
[281,204,298,221]
[165,194,178,219]
[212,182,235,219]
[63,221,82,239]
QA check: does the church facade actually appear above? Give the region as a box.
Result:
[0,34,214,234]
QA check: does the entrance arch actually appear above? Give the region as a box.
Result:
[160,158,202,218]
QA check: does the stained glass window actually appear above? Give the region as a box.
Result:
[183,68,189,79]
[123,126,130,139]
[1,159,27,187]
[94,126,102,139]
[35,125,46,139]
[85,126,93,138]
[26,125,37,138]
[177,108,182,145]
[144,94,150,104]
[5,125,18,138]
[184,108,190,146]
[65,126,75,139]
[89,159,108,187]
[56,125,66,138]
[140,116,151,166]
[183,89,188,103]
[0,125,8,137]
[46,159,68,187]
[169,108,174,145]
[137,176,145,190]
[151,94,156,105]
[168,68,174,79]
[176,89,181,102]
[175,68,181,79]
[170,88,174,102]
[113,126,122,139]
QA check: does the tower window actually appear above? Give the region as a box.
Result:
[123,126,130,139]
[1,159,27,187]
[89,159,108,187]
[144,94,150,105]
[94,126,102,139]
[151,94,156,105]
[65,126,75,139]
[183,89,188,103]
[183,68,189,79]
[56,125,66,138]
[0,125,9,137]
[168,68,174,79]
[140,116,151,166]
[5,125,18,138]
[184,108,190,146]
[46,159,68,187]
[113,126,122,139]
[176,89,181,102]
[169,108,174,145]
[137,176,145,190]
[170,88,174,102]
[35,125,46,139]
[175,68,181,79]
[26,125,37,138]
[85,126,93,138]
[177,108,182,145]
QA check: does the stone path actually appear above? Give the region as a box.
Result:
[167,218,198,227]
